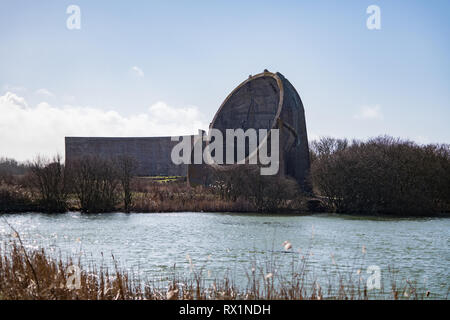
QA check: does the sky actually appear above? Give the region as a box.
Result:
[0,0,449,160]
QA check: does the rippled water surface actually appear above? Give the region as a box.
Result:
[0,212,448,298]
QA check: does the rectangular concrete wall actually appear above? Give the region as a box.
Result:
[65,137,187,177]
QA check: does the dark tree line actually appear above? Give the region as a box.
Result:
[309,136,450,215]
[1,134,449,215]
[0,157,30,178]
[26,155,138,213]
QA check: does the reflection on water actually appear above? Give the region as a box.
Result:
[0,212,448,298]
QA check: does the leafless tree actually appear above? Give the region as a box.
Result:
[69,156,120,213]
[116,155,138,213]
[28,155,68,212]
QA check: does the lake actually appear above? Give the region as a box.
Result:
[0,212,448,299]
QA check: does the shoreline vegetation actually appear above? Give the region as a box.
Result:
[0,136,449,216]
[0,234,441,300]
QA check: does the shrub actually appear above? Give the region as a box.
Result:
[212,165,301,212]
[69,156,120,213]
[0,183,35,212]
[28,155,69,213]
[310,136,450,215]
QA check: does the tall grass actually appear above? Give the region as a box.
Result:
[131,180,255,213]
[0,234,438,300]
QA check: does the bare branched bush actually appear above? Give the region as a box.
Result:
[115,156,139,213]
[69,156,120,213]
[28,155,69,213]
[212,166,302,212]
[310,136,450,215]
[0,183,35,212]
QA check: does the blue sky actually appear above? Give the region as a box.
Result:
[0,0,449,160]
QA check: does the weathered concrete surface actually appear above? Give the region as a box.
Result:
[65,136,187,176]
[65,70,311,190]
[188,71,311,191]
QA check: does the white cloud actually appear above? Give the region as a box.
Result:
[131,66,144,77]
[1,91,28,108]
[35,88,55,98]
[0,92,208,161]
[353,105,383,120]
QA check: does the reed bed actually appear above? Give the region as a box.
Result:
[131,182,254,213]
[130,179,307,213]
[0,236,437,300]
